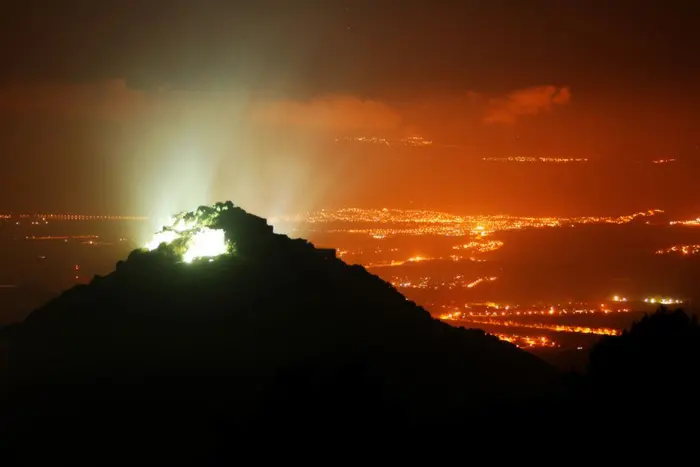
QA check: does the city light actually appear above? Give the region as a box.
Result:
[669,218,700,227]
[494,334,558,349]
[286,208,663,239]
[387,274,500,290]
[643,297,682,305]
[366,255,436,268]
[481,157,588,163]
[466,276,498,289]
[438,305,632,318]
[452,240,504,253]
[655,244,700,256]
[440,316,620,336]
[1,213,147,221]
[334,135,433,147]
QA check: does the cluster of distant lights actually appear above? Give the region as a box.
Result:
[482,157,588,163]
[610,295,683,305]
[298,206,691,345]
[436,295,684,338]
[452,306,631,318]
[643,297,682,305]
[0,214,147,221]
[365,255,431,268]
[452,240,504,253]
[435,298,664,317]
[340,238,502,270]
[670,218,700,227]
[493,334,558,349]
[388,274,498,291]
[334,136,433,147]
[10,208,692,234]
[366,252,495,269]
[655,244,700,256]
[293,208,664,239]
[652,158,676,164]
[24,234,98,243]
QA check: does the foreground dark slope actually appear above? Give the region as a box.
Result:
[0,203,562,448]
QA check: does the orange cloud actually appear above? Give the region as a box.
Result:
[0,79,570,135]
[483,85,571,124]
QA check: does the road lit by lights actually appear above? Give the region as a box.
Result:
[366,255,433,268]
[362,239,503,267]
[452,240,504,253]
[447,306,631,318]
[669,218,700,227]
[1,213,147,221]
[494,334,558,349]
[652,158,676,164]
[388,274,498,290]
[466,276,497,288]
[655,244,700,256]
[334,136,433,147]
[643,297,683,305]
[24,235,99,241]
[441,316,621,336]
[482,157,588,163]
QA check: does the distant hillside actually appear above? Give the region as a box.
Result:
[0,202,563,462]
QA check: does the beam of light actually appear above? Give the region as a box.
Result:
[117,89,355,244]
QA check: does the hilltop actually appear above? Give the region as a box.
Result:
[0,202,563,460]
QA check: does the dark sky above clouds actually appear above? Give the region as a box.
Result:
[2,1,699,94]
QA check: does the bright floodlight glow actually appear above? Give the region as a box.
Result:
[145,230,179,251]
[182,228,227,263]
[143,205,232,263]
[172,218,196,233]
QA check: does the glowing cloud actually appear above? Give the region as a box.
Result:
[483,85,571,124]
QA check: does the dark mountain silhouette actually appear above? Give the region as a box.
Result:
[588,307,700,402]
[545,306,700,437]
[0,202,564,462]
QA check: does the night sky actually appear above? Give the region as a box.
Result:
[1,1,699,216]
